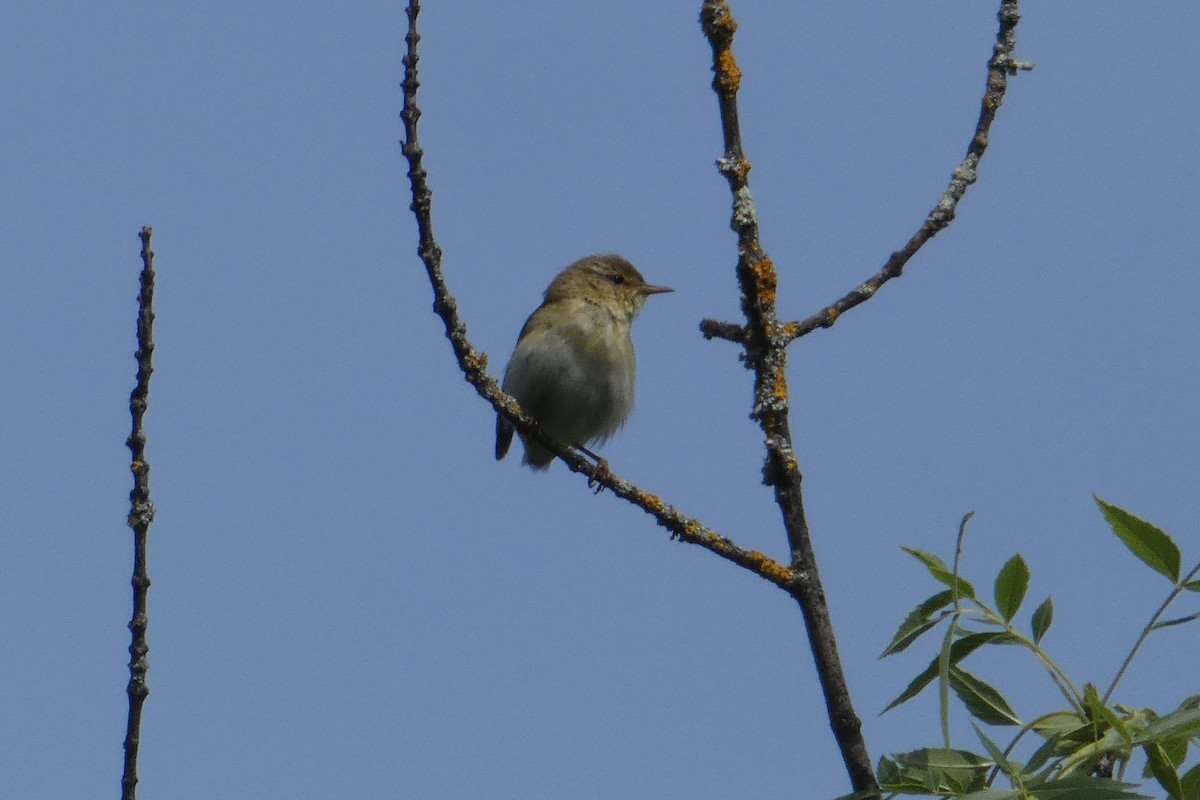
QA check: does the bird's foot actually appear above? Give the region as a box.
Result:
[586,457,613,494]
[576,444,611,494]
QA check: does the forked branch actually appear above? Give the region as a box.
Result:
[399,0,793,591]
[700,0,1031,346]
[700,2,877,792]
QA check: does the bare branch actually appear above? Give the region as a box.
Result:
[781,0,1031,343]
[121,226,156,800]
[699,318,746,343]
[700,2,878,793]
[399,0,794,591]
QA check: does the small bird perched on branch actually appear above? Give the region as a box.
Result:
[495,253,673,471]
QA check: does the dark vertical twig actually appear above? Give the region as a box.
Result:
[121,226,156,800]
[699,2,878,794]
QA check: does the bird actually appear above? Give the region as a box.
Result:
[495,253,672,471]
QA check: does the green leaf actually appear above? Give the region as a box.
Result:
[913,747,990,771]
[876,755,902,786]
[1095,496,1181,583]
[1025,732,1063,774]
[904,546,952,574]
[1031,711,1108,759]
[994,554,1031,622]
[883,666,935,715]
[1161,736,1187,768]
[1150,611,1200,631]
[876,754,915,793]
[1145,704,1200,740]
[1143,742,1184,799]
[1084,684,1131,744]
[1173,695,1200,715]
[903,546,978,599]
[1032,710,1089,738]
[1180,762,1200,800]
[881,615,946,659]
[1032,596,1055,644]
[883,631,1008,713]
[1174,695,1200,711]
[1184,579,1200,593]
[881,589,956,657]
[939,625,954,746]
[972,722,1018,777]
[959,791,1021,800]
[951,667,1022,726]
[1142,736,1188,777]
[881,748,990,795]
[1024,774,1150,799]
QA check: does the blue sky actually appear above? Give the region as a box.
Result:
[2,2,1198,798]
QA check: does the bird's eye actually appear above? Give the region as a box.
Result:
[610,274,625,285]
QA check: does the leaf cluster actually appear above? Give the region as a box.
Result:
[868,498,1200,800]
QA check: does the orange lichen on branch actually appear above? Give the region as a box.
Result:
[822,306,840,328]
[747,550,793,585]
[716,49,741,92]
[634,491,666,515]
[462,351,489,374]
[756,371,790,436]
[772,370,789,406]
[672,519,703,542]
[775,447,799,474]
[715,156,752,183]
[749,255,778,306]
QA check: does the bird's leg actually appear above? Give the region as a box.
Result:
[576,444,612,493]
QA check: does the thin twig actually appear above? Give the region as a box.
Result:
[971,597,1085,713]
[699,2,877,794]
[699,318,746,343]
[941,512,974,747]
[768,0,1031,345]
[1103,560,1200,704]
[121,226,157,800]
[398,0,794,592]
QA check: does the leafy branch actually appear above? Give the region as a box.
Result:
[876,498,1200,799]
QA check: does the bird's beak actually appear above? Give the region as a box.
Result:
[639,284,674,296]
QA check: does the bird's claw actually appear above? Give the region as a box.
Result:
[587,457,612,494]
